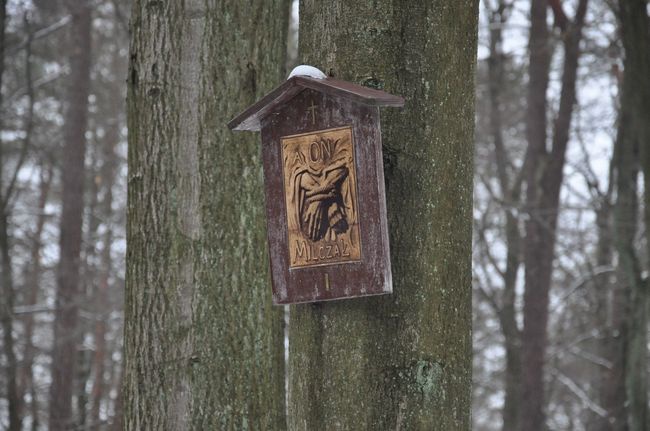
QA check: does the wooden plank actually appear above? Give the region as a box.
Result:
[261,89,393,304]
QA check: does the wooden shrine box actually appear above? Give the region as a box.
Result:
[228,74,404,304]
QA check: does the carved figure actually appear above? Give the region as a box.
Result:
[286,137,355,242]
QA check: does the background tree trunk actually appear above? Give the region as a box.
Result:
[20,164,52,431]
[288,1,478,429]
[612,83,642,431]
[0,1,22,429]
[618,1,650,430]
[591,157,624,431]
[124,1,289,429]
[48,2,92,430]
[520,1,587,429]
[0,166,21,431]
[90,89,119,431]
[49,2,92,431]
[483,3,523,429]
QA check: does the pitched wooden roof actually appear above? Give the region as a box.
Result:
[228,76,405,131]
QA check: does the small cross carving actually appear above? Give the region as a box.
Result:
[307,100,318,125]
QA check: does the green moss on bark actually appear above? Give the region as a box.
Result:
[124,1,290,429]
[288,1,478,430]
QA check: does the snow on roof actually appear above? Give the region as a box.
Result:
[287,65,327,80]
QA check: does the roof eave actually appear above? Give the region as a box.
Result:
[228,76,404,132]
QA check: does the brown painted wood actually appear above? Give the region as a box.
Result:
[229,74,402,304]
[259,88,394,304]
[228,76,404,131]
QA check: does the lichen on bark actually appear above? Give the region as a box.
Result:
[288,1,478,430]
[124,1,290,429]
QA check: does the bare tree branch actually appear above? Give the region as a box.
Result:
[548,0,569,32]
[3,13,34,211]
[7,15,71,57]
[549,366,608,418]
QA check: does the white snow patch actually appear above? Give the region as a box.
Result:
[287,65,326,80]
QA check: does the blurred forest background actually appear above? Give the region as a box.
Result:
[0,0,648,430]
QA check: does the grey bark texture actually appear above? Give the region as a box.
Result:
[124,1,289,429]
[288,1,478,429]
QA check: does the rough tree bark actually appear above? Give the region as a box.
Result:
[124,1,289,429]
[288,1,478,429]
[520,1,587,429]
[617,1,650,430]
[48,2,92,430]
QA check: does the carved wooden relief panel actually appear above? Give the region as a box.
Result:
[281,126,361,268]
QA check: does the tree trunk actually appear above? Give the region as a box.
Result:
[288,1,478,429]
[77,140,100,431]
[613,92,641,431]
[520,1,587,429]
[618,2,650,430]
[13,13,36,427]
[590,163,625,431]
[91,83,120,431]
[0,197,20,431]
[76,349,92,428]
[48,3,92,430]
[484,3,522,429]
[520,2,552,428]
[111,365,124,431]
[124,1,289,429]
[0,1,23,429]
[20,164,53,431]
